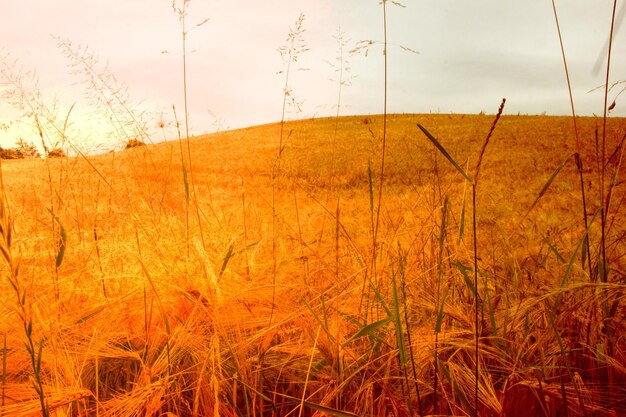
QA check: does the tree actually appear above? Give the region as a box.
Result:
[15,138,41,158]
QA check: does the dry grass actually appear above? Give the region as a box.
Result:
[0,113,625,416]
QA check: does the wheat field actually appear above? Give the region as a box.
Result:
[0,113,624,416]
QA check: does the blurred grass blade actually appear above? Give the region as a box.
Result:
[368,160,375,243]
[545,238,566,264]
[182,164,190,201]
[486,287,497,339]
[369,280,392,317]
[456,261,475,296]
[76,291,135,324]
[391,267,406,365]
[417,124,474,185]
[235,376,276,411]
[219,243,235,278]
[435,288,449,333]
[458,163,469,243]
[520,152,576,224]
[303,298,333,342]
[343,317,391,345]
[545,299,587,416]
[555,209,600,312]
[140,261,171,336]
[272,391,358,417]
[436,357,472,411]
[47,209,66,268]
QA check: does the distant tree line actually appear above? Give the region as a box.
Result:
[0,137,146,159]
[0,139,66,159]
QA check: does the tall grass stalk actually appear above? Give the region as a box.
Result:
[317,28,353,252]
[271,12,308,326]
[550,0,593,278]
[298,325,321,417]
[372,0,390,283]
[172,104,191,255]
[537,1,623,398]
[598,0,620,395]
[418,122,475,415]
[33,115,62,300]
[352,1,416,277]
[240,179,251,278]
[472,99,505,417]
[390,253,413,415]
[171,0,209,251]
[329,28,353,177]
[397,244,422,415]
[598,0,619,284]
[433,197,449,415]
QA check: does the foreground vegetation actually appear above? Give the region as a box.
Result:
[0,113,624,416]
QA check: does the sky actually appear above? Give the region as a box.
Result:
[1,0,625,152]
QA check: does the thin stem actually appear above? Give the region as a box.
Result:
[180,2,205,250]
[550,0,593,280]
[270,12,307,327]
[550,0,580,150]
[172,104,190,256]
[601,0,618,283]
[373,0,388,281]
[472,185,479,417]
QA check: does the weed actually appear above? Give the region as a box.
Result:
[0,182,49,416]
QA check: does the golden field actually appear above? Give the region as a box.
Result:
[0,113,625,416]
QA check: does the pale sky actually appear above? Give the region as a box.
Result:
[1,1,625,152]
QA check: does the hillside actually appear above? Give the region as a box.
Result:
[0,113,625,416]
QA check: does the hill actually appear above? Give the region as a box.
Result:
[0,113,625,416]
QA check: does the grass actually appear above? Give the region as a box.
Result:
[1,2,625,415]
[0,112,624,416]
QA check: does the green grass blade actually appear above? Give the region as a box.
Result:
[544,238,566,264]
[368,160,375,243]
[554,209,600,311]
[369,280,392,318]
[456,261,475,296]
[544,299,588,416]
[439,197,448,254]
[391,267,406,365]
[435,287,449,333]
[485,284,497,339]
[219,243,235,278]
[458,185,467,244]
[35,340,43,374]
[47,209,66,268]
[343,317,391,346]
[520,152,576,224]
[417,124,474,185]
[56,225,67,269]
[303,299,334,344]
[182,163,189,202]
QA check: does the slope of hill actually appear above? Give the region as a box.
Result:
[0,114,624,416]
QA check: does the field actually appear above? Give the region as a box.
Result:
[0,113,625,416]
